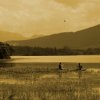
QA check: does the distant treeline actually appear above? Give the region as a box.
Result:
[9,46,100,56]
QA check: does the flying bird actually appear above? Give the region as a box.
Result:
[64,20,66,22]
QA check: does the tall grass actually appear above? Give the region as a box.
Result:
[0,63,99,100]
[0,79,99,100]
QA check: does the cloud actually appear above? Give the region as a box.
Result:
[0,0,99,37]
[55,0,83,7]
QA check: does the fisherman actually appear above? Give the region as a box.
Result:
[59,62,63,70]
[78,63,83,70]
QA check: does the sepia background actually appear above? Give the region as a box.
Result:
[0,0,100,100]
[0,0,100,40]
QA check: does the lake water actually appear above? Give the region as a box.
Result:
[1,55,100,63]
[0,56,100,99]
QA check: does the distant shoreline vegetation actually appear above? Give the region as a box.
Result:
[9,46,100,56]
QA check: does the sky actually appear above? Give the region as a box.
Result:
[0,0,100,37]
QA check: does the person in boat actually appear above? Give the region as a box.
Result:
[59,62,63,70]
[78,63,83,70]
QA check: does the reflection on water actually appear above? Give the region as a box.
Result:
[77,71,82,79]
[0,63,100,100]
[0,63,100,82]
[39,71,83,80]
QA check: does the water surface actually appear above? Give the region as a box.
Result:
[0,57,100,100]
[1,55,100,63]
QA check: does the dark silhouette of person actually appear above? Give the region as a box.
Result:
[78,63,83,70]
[59,62,63,70]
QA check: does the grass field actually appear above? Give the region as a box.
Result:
[0,63,100,100]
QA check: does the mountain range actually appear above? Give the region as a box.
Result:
[0,31,26,42]
[8,25,100,49]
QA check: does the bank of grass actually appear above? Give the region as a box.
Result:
[0,63,99,100]
[0,78,99,100]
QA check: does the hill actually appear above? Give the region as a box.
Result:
[0,31,26,42]
[8,25,100,49]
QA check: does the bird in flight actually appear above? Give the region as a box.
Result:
[64,20,66,22]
